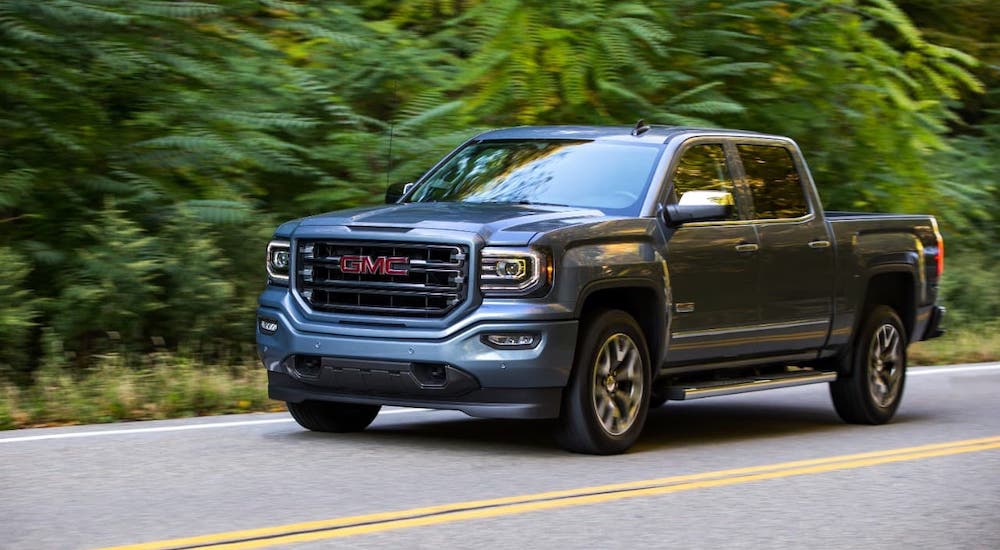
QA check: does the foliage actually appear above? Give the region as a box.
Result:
[0,0,327,367]
[0,0,995,386]
[0,353,274,429]
[0,247,37,380]
[909,322,1000,366]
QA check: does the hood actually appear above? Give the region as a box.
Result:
[293,202,611,245]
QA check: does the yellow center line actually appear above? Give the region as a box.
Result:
[100,435,1000,550]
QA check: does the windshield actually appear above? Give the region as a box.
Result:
[407,140,664,216]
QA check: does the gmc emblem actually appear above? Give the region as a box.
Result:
[340,255,410,276]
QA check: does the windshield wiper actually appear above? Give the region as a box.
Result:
[477,200,570,207]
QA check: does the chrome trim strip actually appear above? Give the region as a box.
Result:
[672,319,830,340]
[678,212,816,228]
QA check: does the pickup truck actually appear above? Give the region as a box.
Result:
[257,124,945,454]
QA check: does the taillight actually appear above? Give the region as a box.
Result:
[931,218,944,278]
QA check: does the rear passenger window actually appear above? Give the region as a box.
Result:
[738,144,808,219]
[670,144,738,220]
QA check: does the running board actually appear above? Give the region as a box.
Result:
[665,370,837,401]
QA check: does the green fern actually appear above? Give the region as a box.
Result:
[132,1,223,18]
[182,200,253,225]
[0,0,994,378]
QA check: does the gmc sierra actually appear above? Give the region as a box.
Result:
[257,124,945,454]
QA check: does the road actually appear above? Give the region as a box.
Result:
[2,363,999,550]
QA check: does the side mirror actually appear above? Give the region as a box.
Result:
[664,203,733,225]
[663,189,734,225]
[385,182,415,204]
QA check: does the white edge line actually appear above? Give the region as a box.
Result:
[0,408,432,444]
[909,363,1000,376]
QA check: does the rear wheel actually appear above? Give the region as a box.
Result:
[287,401,381,432]
[556,309,651,454]
[830,305,907,424]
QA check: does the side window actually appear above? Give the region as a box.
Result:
[738,144,809,219]
[670,144,737,220]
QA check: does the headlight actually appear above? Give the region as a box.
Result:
[480,247,550,296]
[266,239,290,285]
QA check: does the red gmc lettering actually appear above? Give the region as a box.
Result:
[385,256,409,276]
[340,255,409,275]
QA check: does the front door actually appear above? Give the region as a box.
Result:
[663,141,760,364]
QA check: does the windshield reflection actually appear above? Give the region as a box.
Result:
[409,140,664,216]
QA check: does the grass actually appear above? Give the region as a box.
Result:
[909,322,1000,366]
[0,353,284,430]
[1,325,997,431]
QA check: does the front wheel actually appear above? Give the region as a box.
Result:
[555,309,651,454]
[287,401,381,433]
[829,305,908,424]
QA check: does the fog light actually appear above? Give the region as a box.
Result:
[259,318,279,334]
[481,333,539,349]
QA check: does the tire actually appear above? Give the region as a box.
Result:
[555,309,651,454]
[287,401,381,433]
[829,305,908,424]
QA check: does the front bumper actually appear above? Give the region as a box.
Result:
[256,303,578,419]
[267,371,564,419]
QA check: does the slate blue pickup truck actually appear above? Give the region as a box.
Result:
[257,124,945,454]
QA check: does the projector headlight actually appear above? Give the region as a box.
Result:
[480,247,550,296]
[266,239,290,285]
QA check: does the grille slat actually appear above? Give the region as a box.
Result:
[304,280,458,291]
[296,240,469,318]
[303,259,460,273]
[319,287,461,298]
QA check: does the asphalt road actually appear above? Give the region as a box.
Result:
[2,363,999,550]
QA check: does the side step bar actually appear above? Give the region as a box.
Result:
[665,370,837,401]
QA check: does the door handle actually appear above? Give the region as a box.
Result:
[808,240,831,249]
[734,242,759,253]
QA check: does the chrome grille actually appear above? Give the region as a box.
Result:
[295,240,469,317]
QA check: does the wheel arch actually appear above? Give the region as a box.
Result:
[575,279,668,369]
[861,267,917,341]
[821,266,917,376]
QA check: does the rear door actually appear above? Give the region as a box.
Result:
[735,141,834,355]
[663,140,761,364]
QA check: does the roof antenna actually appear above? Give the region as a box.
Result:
[631,118,651,136]
[386,121,394,187]
[386,80,397,188]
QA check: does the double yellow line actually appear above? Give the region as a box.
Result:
[102,435,1000,550]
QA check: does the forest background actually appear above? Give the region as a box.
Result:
[1,0,997,426]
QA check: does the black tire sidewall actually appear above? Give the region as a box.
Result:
[560,309,652,454]
[851,306,908,422]
[288,401,381,432]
